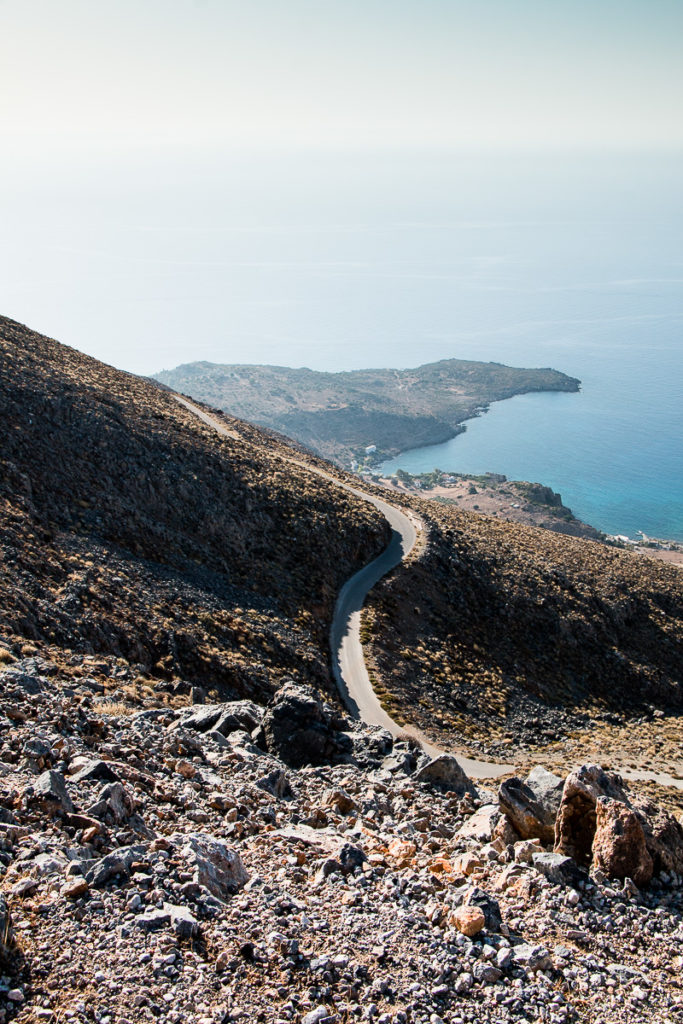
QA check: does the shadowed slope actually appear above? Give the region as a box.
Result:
[0,316,389,699]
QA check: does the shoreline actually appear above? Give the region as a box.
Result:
[372,469,683,566]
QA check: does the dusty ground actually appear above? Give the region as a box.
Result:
[378,477,602,541]
[379,476,683,568]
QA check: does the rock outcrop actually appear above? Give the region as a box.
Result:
[591,797,654,887]
[262,681,352,767]
[498,765,564,843]
[554,763,683,880]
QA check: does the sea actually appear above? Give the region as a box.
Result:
[1,148,682,540]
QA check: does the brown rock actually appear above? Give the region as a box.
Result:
[386,839,417,868]
[452,852,484,877]
[554,763,683,877]
[592,797,653,887]
[492,814,520,847]
[554,764,628,866]
[450,905,486,937]
[61,877,89,899]
[322,788,357,815]
[630,796,683,876]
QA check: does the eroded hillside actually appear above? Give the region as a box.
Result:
[0,316,389,702]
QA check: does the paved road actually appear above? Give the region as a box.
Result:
[176,395,513,779]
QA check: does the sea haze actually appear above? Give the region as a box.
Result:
[1,149,681,540]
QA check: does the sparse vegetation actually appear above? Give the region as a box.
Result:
[0,315,389,703]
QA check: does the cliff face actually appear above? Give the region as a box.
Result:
[0,316,389,700]
[154,358,580,467]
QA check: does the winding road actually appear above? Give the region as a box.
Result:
[176,395,512,779]
[175,395,683,789]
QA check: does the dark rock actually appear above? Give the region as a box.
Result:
[532,851,583,888]
[170,903,200,939]
[178,700,263,737]
[172,832,248,899]
[0,668,45,695]
[463,886,502,931]
[337,843,367,875]
[256,768,291,799]
[137,908,171,932]
[86,844,148,887]
[473,962,503,984]
[71,759,121,784]
[510,943,552,971]
[344,725,394,768]
[23,737,54,768]
[414,754,476,796]
[0,805,17,825]
[262,681,351,768]
[87,782,135,824]
[29,770,74,815]
[0,894,13,958]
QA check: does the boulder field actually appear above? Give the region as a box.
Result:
[0,665,682,1024]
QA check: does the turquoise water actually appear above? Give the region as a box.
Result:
[1,150,681,540]
[381,308,683,541]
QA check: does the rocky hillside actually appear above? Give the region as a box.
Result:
[0,315,389,703]
[153,359,579,468]
[1,670,682,1024]
[362,499,683,760]
[3,315,683,1024]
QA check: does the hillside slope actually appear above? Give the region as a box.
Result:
[362,497,683,765]
[0,316,389,703]
[154,358,579,467]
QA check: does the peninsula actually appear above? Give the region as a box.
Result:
[153,357,580,468]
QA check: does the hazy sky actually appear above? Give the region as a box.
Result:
[2,0,683,156]
[1,0,682,379]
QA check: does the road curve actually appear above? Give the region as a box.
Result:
[175,395,513,778]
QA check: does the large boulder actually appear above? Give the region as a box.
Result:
[262,682,351,768]
[554,764,628,866]
[554,763,683,880]
[526,765,565,818]
[173,832,248,900]
[498,766,563,844]
[629,795,683,877]
[592,797,653,887]
[414,754,476,797]
[175,701,263,737]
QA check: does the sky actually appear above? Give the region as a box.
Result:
[0,0,681,376]
[2,0,683,158]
